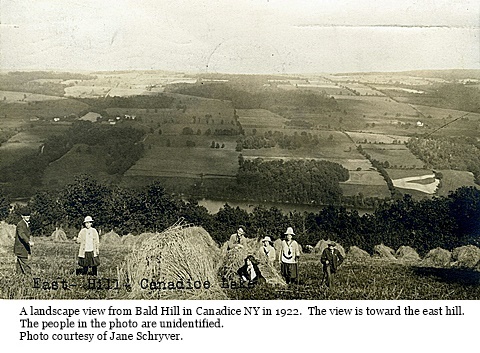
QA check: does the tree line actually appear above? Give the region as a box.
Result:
[1,176,478,256]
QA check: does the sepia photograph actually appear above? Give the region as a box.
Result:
[0,0,479,301]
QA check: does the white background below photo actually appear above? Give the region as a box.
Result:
[0,300,478,350]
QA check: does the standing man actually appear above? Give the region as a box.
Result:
[227,225,248,251]
[279,227,301,284]
[14,207,33,275]
[321,242,344,288]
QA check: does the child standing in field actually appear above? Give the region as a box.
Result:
[76,216,100,276]
[279,227,301,284]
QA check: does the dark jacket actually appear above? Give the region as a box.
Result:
[14,219,31,257]
[237,263,264,284]
[321,247,344,273]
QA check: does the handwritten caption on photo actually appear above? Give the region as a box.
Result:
[18,303,464,343]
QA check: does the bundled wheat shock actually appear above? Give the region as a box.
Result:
[119,224,227,299]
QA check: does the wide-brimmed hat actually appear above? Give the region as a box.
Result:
[261,236,272,243]
[284,227,295,235]
[83,216,94,223]
[237,226,245,235]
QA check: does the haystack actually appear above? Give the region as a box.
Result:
[395,246,421,262]
[219,238,286,286]
[101,230,121,245]
[122,233,152,247]
[373,244,396,260]
[347,246,370,261]
[421,247,452,268]
[51,228,68,242]
[120,225,226,299]
[314,239,346,258]
[0,221,16,248]
[451,245,480,269]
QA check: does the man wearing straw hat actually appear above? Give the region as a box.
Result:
[13,207,34,275]
[279,227,301,284]
[227,225,247,251]
[259,236,276,265]
[321,241,344,288]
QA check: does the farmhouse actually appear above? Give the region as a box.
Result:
[79,112,102,122]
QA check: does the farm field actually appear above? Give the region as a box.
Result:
[0,90,66,102]
[0,125,70,169]
[346,131,410,144]
[361,144,425,169]
[435,170,478,197]
[236,109,288,130]
[1,236,479,300]
[335,96,418,118]
[42,144,116,190]
[125,141,240,179]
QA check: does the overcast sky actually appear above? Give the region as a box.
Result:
[1,0,479,74]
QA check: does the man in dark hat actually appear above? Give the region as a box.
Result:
[320,242,343,288]
[13,207,33,275]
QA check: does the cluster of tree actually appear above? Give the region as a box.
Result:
[2,176,478,256]
[210,141,225,149]
[235,158,349,204]
[167,82,338,112]
[77,95,175,111]
[236,131,335,151]
[407,137,480,184]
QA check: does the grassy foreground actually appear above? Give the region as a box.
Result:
[1,237,479,300]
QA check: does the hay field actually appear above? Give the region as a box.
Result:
[125,143,239,178]
[1,229,480,300]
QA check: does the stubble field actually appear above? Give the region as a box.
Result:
[1,237,479,300]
